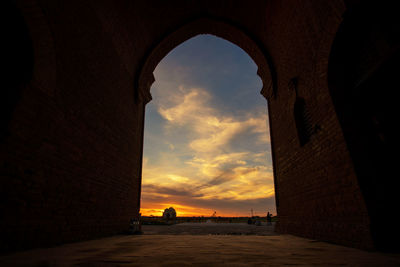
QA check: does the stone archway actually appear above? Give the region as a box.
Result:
[4,0,394,252]
[134,17,278,219]
[135,17,276,104]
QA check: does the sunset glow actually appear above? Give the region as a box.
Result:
[141,35,275,217]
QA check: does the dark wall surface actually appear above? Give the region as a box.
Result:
[1,0,396,252]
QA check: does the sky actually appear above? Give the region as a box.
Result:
[140,34,275,217]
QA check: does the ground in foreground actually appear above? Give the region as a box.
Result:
[1,224,399,266]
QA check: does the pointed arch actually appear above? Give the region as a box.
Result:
[135,17,276,104]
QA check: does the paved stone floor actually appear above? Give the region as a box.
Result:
[1,224,400,266]
[141,222,278,236]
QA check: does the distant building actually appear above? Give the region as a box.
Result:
[162,207,177,221]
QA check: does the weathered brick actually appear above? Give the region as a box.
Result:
[2,0,395,252]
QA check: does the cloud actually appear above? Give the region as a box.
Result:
[158,87,269,155]
[158,88,213,124]
[143,184,204,198]
[141,34,276,216]
[141,190,276,217]
[141,86,275,216]
[143,156,274,201]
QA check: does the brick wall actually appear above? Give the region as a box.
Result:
[1,0,377,251]
[263,0,373,249]
[1,0,144,251]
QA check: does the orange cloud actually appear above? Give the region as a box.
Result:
[142,86,275,216]
[141,202,215,217]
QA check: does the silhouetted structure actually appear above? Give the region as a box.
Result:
[162,207,177,221]
[266,212,272,226]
